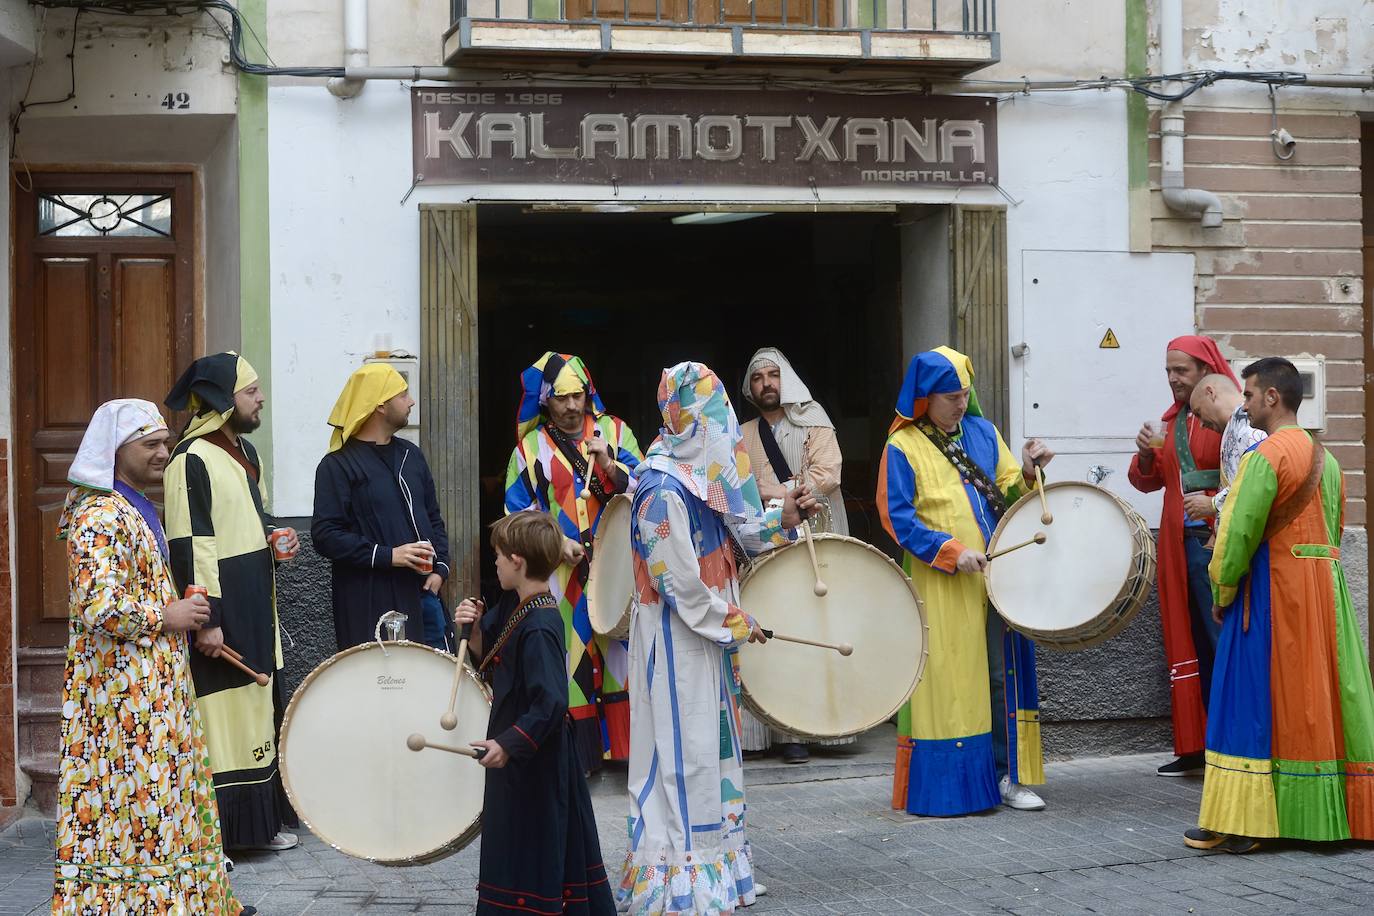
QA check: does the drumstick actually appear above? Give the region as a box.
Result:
[441,614,478,731]
[580,430,602,500]
[800,520,829,597]
[760,628,853,657]
[217,644,269,686]
[405,732,487,760]
[1035,463,1053,525]
[986,532,1048,561]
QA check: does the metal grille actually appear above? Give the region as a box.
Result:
[452,0,996,31]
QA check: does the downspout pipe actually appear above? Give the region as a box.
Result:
[327,0,368,99]
[1159,0,1223,227]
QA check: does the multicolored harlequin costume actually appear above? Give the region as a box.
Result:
[877,347,1044,816]
[53,399,240,914]
[617,362,793,915]
[504,352,643,772]
[1199,426,1374,841]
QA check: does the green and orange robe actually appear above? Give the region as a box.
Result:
[1202,427,1374,840]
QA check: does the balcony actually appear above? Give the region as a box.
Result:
[444,0,999,76]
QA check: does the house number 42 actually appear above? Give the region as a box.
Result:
[161,92,191,110]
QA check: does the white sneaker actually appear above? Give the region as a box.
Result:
[999,776,1045,811]
[261,831,298,851]
[754,884,767,897]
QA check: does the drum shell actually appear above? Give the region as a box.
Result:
[985,482,1157,652]
[736,534,927,740]
[587,494,634,640]
[280,641,491,865]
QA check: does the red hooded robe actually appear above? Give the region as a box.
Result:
[1128,335,1236,757]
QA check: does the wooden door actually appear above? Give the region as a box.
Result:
[951,205,1009,434]
[13,172,196,647]
[419,205,480,602]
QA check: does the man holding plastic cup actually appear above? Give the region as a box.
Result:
[1130,336,1236,778]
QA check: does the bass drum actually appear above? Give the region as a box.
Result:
[737,534,927,740]
[586,493,634,640]
[280,641,491,864]
[985,481,1157,651]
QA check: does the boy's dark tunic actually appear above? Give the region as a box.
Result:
[477,594,615,916]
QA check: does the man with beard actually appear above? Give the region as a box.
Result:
[313,363,453,650]
[504,352,643,773]
[164,352,300,852]
[738,347,852,764]
[1130,337,1237,778]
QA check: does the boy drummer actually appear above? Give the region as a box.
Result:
[455,512,615,916]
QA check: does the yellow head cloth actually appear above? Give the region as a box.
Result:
[327,363,409,452]
[551,362,584,397]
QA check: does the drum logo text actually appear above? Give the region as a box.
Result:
[376,675,407,690]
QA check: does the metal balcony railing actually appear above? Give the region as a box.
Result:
[451,0,997,33]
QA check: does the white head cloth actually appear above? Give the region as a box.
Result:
[69,398,168,492]
[742,347,834,429]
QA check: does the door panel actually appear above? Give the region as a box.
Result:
[14,172,195,647]
[115,258,177,402]
[38,259,99,428]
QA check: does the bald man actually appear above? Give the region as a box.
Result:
[1187,374,1267,523]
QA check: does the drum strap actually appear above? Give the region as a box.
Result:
[757,419,794,483]
[478,592,557,679]
[916,418,1007,519]
[545,423,608,504]
[1174,410,1222,494]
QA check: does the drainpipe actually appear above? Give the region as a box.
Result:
[327,0,368,99]
[1159,0,1222,227]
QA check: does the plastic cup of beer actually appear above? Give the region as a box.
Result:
[268,527,297,561]
[417,539,434,575]
[1146,421,1166,448]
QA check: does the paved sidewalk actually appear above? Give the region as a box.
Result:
[6,734,1374,914]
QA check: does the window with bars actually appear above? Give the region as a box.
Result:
[37,193,173,238]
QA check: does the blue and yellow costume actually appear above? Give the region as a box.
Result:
[877,347,1044,816]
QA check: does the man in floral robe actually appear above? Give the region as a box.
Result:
[53,399,248,914]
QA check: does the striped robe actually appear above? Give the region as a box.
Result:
[1201,427,1374,840]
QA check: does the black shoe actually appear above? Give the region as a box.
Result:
[780,743,809,764]
[240,907,258,916]
[1184,827,1224,849]
[1216,835,1261,854]
[1157,753,1205,777]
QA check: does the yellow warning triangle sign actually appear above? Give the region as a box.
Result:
[1099,328,1120,349]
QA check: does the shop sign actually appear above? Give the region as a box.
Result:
[411,87,997,189]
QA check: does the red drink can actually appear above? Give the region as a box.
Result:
[268,527,294,561]
[416,539,434,574]
[185,584,208,600]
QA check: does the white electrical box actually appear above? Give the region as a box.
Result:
[1228,356,1326,431]
[363,353,421,444]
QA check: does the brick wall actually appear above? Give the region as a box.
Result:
[1148,107,1367,525]
[0,438,15,820]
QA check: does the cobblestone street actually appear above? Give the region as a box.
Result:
[6,730,1374,915]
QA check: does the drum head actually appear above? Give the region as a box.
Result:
[280,643,490,864]
[986,483,1137,634]
[587,494,634,639]
[738,535,927,739]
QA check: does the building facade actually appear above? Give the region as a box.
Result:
[1,0,1371,822]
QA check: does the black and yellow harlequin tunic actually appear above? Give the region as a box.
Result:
[164,430,297,847]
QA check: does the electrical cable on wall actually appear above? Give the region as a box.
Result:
[24,0,1374,102]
